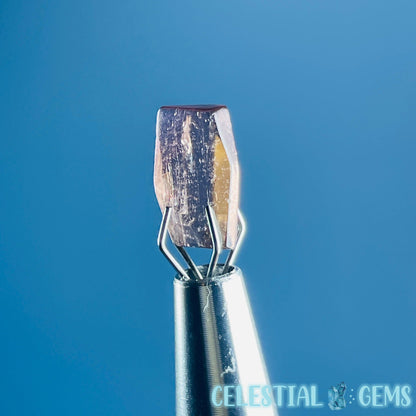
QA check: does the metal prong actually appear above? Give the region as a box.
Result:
[223,210,246,273]
[206,205,223,278]
[157,207,191,280]
[176,245,204,281]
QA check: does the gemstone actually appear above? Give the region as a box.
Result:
[328,382,347,410]
[154,105,240,249]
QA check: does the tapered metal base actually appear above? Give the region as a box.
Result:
[174,266,278,416]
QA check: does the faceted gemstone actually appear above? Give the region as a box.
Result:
[154,105,240,249]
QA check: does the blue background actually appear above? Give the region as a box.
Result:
[0,1,415,415]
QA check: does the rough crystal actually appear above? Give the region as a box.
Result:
[154,105,240,249]
[328,382,347,410]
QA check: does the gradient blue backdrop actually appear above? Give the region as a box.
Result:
[0,1,415,415]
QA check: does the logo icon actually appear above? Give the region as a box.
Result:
[328,382,347,410]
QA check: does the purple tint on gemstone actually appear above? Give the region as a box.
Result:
[154,105,240,249]
[160,104,227,112]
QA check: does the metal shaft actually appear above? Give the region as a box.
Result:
[174,266,278,416]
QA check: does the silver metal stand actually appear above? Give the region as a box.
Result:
[174,266,278,416]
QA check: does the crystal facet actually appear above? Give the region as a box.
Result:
[154,105,240,249]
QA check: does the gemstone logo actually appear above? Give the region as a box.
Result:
[328,382,347,410]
